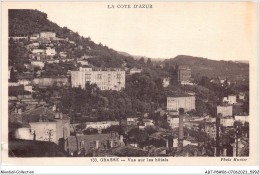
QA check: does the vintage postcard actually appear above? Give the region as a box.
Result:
[1,1,258,167]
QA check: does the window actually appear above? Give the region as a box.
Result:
[86,74,91,79]
[98,74,102,79]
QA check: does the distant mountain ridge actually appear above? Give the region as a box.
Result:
[164,55,249,81]
[117,51,148,60]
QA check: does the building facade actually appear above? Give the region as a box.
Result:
[46,47,56,56]
[167,116,179,129]
[235,115,249,124]
[204,123,217,139]
[223,95,237,104]
[217,105,233,117]
[178,66,191,82]
[40,32,56,39]
[167,96,195,112]
[71,67,125,91]
[13,107,70,144]
[162,77,170,87]
[220,117,234,127]
[129,68,142,75]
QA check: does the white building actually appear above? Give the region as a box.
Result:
[71,67,125,91]
[46,47,56,56]
[40,32,56,39]
[180,80,195,86]
[167,116,179,129]
[223,95,237,104]
[31,49,45,54]
[127,118,139,125]
[30,33,40,41]
[217,105,233,117]
[238,93,246,100]
[167,96,195,112]
[78,60,89,66]
[31,61,45,69]
[220,117,234,127]
[204,123,217,139]
[18,79,31,86]
[129,67,142,75]
[143,119,154,126]
[59,52,67,58]
[173,138,198,148]
[24,85,33,93]
[162,77,170,87]
[235,116,249,124]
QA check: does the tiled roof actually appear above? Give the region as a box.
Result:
[22,106,69,123]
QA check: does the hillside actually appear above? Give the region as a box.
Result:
[8,9,138,68]
[164,55,249,81]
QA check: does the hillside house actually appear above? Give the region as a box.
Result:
[12,106,70,144]
[46,47,56,56]
[40,31,56,39]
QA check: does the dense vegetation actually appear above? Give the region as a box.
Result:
[163,55,249,82]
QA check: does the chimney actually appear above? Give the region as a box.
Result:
[214,147,217,157]
[194,150,198,157]
[178,108,184,148]
[119,135,124,142]
[60,113,63,119]
[33,131,36,141]
[223,148,227,157]
[216,112,221,157]
[95,140,99,149]
[110,140,114,148]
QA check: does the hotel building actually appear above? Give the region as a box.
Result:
[167,96,195,112]
[71,67,125,91]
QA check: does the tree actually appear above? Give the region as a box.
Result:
[144,125,157,136]
[147,58,152,65]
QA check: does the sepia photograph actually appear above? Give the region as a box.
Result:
[1,1,258,169]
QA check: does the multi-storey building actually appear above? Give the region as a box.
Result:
[39,31,56,39]
[71,67,125,91]
[167,95,195,112]
[204,123,219,140]
[217,105,233,117]
[167,116,179,129]
[178,66,191,82]
[220,117,234,127]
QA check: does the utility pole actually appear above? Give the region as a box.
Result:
[216,113,220,157]
[235,124,239,157]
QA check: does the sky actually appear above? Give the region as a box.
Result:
[31,2,258,61]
